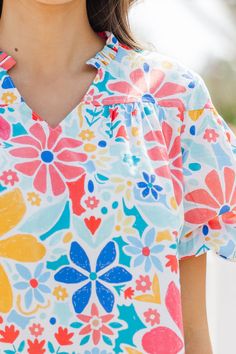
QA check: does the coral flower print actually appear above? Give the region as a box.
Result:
[184,167,236,225]
[1,29,236,353]
[8,122,87,196]
[203,128,219,143]
[144,308,160,326]
[77,303,115,346]
[0,169,19,186]
[144,120,183,206]
[29,323,44,337]
[103,62,186,120]
[136,275,152,293]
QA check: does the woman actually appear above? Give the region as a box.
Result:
[0,1,235,353]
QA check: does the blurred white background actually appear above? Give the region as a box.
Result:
[129,1,236,353]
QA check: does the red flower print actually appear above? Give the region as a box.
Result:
[124,286,134,299]
[165,254,178,273]
[84,196,100,209]
[136,275,152,293]
[77,303,114,345]
[185,167,236,225]
[0,324,19,343]
[27,338,46,354]
[0,169,19,186]
[54,326,74,346]
[144,120,183,205]
[110,106,119,121]
[203,128,219,143]
[84,216,101,235]
[102,66,186,120]
[8,123,87,196]
[29,323,44,337]
[144,308,160,326]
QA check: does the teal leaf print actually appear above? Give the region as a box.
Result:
[80,335,90,345]
[17,341,25,352]
[95,173,109,183]
[109,322,123,329]
[47,341,55,353]
[70,322,83,328]
[103,335,113,346]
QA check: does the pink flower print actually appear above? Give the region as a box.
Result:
[136,275,152,293]
[144,308,160,326]
[203,128,219,143]
[29,323,44,337]
[84,196,100,210]
[77,303,114,345]
[144,120,183,206]
[84,87,104,106]
[185,167,236,225]
[142,281,184,353]
[8,123,87,196]
[0,169,19,186]
[0,115,11,140]
[102,64,186,120]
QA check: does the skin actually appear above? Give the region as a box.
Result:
[180,253,213,354]
[0,0,106,128]
[0,1,213,351]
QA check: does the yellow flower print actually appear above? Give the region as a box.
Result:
[161,60,174,70]
[52,285,68,301]
[1,91,17,104]
[126,51,146,70]
[110,176,134,201]
[115,209,136,235]
[78,129,95,141]
[0,188,46,313]
[27,191,41,206]
[84,145,112,170]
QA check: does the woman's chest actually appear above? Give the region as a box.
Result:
[0,100,184,253]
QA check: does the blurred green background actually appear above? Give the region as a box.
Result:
[130,0,236,128]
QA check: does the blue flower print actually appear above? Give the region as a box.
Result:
[13,263,51,309]
[137,171,163,200]
[54,241,132,314]
[124,227,164,272]
[84,350,112,354]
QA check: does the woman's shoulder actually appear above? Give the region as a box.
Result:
[117,44,211,111]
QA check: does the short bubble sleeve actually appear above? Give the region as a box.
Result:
[177,73,236,261]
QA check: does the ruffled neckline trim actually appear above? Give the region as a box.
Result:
[0,30,120,72]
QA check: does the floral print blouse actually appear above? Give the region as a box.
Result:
[0,30,236,354]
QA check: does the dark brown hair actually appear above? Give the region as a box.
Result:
[0,0,146,51]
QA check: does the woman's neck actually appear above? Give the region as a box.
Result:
[0,0,105,78]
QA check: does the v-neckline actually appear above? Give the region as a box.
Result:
[0,30,120,131]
